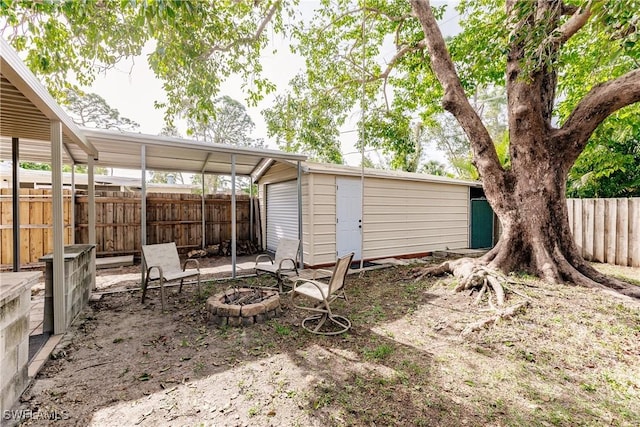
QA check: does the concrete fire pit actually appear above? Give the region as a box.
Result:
[207,288,282,326]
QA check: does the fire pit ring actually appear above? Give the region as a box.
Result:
[207,288,282,327]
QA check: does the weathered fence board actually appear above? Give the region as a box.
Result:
[0,189,73,266]
[567,197,639,267]
[75,191,254,258]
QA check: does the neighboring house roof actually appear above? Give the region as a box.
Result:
[0,163,196,192]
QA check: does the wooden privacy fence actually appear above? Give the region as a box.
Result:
[75,191,256,257]
[0,189,73,266]
[1,190,257,267]
[567,198,640,267]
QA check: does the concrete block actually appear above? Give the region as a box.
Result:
[0,296,20,330]
[0,346,18,390]
[5,316,28,350]
[17,336,29,368]
[0,367,26,414]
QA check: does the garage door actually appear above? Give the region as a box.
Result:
[266,180,299,252]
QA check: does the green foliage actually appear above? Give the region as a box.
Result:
[2,0,639,186]
[567,106,640,198]
[19,162,51,171]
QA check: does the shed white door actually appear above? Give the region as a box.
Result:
[266,180,299,252]
[336,177,362,260]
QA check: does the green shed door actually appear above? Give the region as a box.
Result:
[471,199,494,249]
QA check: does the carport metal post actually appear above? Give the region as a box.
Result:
[70,165,75,244]
[249,177,254,243]
[140,145,147,286]
[11,137,19,272]
[51,121,66,334]
[201,172,206,249]
[297,161,303,268]
[231,155,237,278]
[88,157,96,247]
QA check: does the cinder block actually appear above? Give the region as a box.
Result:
[17,336,29,368]
[0,346,18,390]
[5,316,28,350]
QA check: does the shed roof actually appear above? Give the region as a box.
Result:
[258,160,482,187]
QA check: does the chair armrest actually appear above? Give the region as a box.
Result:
[255,254,274,267]
[146,265,164,280]
[182,258,200,272]
[278,257,297,271]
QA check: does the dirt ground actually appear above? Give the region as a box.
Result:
[13,256,640,426]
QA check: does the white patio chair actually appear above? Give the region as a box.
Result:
[141,242,200,310]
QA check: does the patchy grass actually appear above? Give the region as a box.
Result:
[19,261,640,426]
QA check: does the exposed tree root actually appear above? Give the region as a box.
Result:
[461,301,530,337]
[415,257,510,307]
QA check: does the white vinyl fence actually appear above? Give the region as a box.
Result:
[567,198,640,267]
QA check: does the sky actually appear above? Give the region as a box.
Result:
[86,1,461,174]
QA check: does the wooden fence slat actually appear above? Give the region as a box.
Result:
[29,190,44,264]
[0,189,11,265]
[583,199,595,260]
[630,198,640,267]
[615,198,629,267]
[604,199,618,265]
[573,199,583,255]
[593,199,605,263]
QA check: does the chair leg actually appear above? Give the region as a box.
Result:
[301,313,351,336]
[179,278,184,293]
[196,274,201,296]
[159,277,166,311]
[141,277,150,303]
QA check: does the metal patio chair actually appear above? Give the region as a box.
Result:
[254,238,300,292]
[141,242,201,310]
[290,252,354,335]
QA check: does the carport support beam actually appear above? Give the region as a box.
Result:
[201,173,206,249]
[140,145,147,286]
[297,161,303,268]
[231,155,237,278]
[249,177,254,243]
[88,157,96,247]
[51,121,66,334]
[71,165,75,244]
[11,137,20,272]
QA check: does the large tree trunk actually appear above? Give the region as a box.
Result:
[482,154,640,298]
[410,0,640,299]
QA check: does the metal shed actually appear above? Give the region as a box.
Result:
[256,161,487,267]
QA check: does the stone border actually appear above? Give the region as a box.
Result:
[207,288,282,327]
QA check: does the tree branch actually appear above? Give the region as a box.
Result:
[199,0,281,58]
[410,0,504,180]
[543,1,592,52]
[557,69,640,156]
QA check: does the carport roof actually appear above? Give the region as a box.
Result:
[0,38,98,162]
[80,128,306,178]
